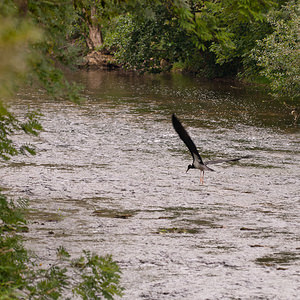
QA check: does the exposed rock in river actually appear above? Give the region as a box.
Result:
[82,51,120,70]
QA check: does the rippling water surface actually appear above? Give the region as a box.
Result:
[1,71,299,299]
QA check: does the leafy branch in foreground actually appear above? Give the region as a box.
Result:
[72,250,123,299]
[0,193,29,299]
[25,247,124,299]
[0,193,123,299]
[0,104,42,160]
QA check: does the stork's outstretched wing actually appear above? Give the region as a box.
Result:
[172,114,204,165]
[205,155,252,165]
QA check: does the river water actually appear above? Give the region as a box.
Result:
[1,70,299,299]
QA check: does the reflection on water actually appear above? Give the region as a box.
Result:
[1,70,299,299]
[77,70,295,129]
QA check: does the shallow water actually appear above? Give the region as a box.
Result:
[1,71,300,299]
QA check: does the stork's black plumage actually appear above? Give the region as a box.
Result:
[172,113,250,183]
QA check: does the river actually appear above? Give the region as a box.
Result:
[1,70,299,299]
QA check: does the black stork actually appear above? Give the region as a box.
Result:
[172,114,250,184]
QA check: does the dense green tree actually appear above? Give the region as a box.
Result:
[104,0,275,77]
[249,0,299,102]
[105,2,193,72]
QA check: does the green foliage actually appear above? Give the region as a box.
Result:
[26,247,123,299]
[0,0,84,102]
[28,0,82,67]
[26,265,69,300]
[0,0,85,161]
[0,105,42,160]
[0,193,123,299]
[0,3,42,97]
[249,0,300,101]
[0,195,27,231]
[104,0,276,77]
[73,251,124,299]
[31,59,83,103]
[0,194,28,299]
[172,0,274,64]
[105,3,194,73]
[21,111,43,136]
[26,0,84,102]
[0,2,42,159]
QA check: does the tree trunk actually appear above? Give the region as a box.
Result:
[86,6,103,50]
[87,24,103,50]
[14,0,28,17]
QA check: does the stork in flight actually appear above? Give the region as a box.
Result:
[172,114,251,184]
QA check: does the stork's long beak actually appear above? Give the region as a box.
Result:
[186,167,189,173]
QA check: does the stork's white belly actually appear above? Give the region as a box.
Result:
[194,159,207,170]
